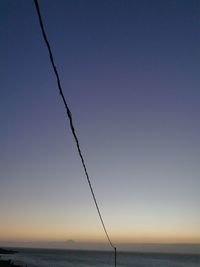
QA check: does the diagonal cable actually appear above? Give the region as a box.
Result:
[33,0,117,262]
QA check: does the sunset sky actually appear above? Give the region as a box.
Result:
[1,0,200,247]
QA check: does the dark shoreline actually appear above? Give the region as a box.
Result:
[0,249,24,267]
[0,259,24,267]
[0,249,18,255]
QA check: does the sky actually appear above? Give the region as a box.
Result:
[1,0,200,250]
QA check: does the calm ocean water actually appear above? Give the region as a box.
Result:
[1,248,200,267]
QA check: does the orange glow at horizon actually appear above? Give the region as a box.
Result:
[1,224,200,244]
[1,201,200,245]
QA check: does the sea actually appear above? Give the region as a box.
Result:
[1,248,200,267]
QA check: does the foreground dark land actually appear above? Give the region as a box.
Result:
[0,249,24,267]
[0,260,23,267]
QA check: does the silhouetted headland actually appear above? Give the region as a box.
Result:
[0,249,17,255]
[0,259,24,267]
[0,249,24,267]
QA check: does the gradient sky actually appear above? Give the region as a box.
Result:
[1,0,200,246]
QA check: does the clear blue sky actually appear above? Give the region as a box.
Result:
[1,0,200,245]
